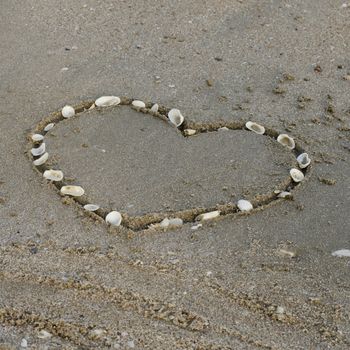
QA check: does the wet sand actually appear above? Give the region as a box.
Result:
[0,1,349,349]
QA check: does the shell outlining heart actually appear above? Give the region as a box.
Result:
[28,96,310,232]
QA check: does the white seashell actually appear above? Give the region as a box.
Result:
[150,103,159,112]
[296,153,311,169]
[237,199,253,212]
[277,134,295,150]
[105,211,122,226]
[277,191,292,199]
[160,218,170,228]
[90,329,106,339]
[218,127,229,131]
[95,96,121,107]
[184,129,196,136]
[290,168,304,182]
[332,249,350,257]
[43,170,63,181]
[168,109,184,127]
[37,330,52,339]
[20,338,28,348]
[89,103,96,110]
[31,134,44,142]
[33,152,49,166]
[132,100,146,108]
[84,204,100,212]
[168,218,183,226]
[44,123,55,132]
[31,143,46,156]
[191,223,202,230]
[196,210,220,221]
[245,121,265,135]
[60,185,85,197]
[62,105,75,118]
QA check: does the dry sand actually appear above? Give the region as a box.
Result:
[0,1,349,349]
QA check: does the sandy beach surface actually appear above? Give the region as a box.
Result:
[0,1,349,349]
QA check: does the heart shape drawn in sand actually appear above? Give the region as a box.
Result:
[28,96,310,233]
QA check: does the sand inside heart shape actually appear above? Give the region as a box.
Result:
[41,104,297,224]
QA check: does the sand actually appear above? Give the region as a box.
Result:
[0,1,349,349]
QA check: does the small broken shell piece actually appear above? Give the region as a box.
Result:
[43,170,63,181]
[33,152,49,166]
[191,223,203,230]
[31,143,46,156]
[184,129,196,136]
[89,103,96,110]
[44,123,55,132]
[95,96,121,107]
[277,191,292,199]
[160,217,183,228]
[105,211,122,226]
[245,121,265,135]
[160,218,170,228]
[277,134,295,150]
[62,105,75,118]
[218,127,229,131]
[290,168,304,182]
[150,103,159,112]
[169,218,183,226]
[60,185,85,197]
[37,330,52,339]
[296,153,311,169]
[132,100,146,108]
[84,204,100,212]
[196,210,220,221]
[31,134,44,142]
[237,199,253,212]
[168,109,184,127]
[332,249,350,257]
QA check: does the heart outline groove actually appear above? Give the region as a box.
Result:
[28,96,310,233]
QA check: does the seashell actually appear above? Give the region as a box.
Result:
[43,169,63,181]
[105,211,122,226]
[89,103,95,110]
[237,199,253,212]
[277,191,292,199]
[290,168,304,182]
[90,329,106,339]
[84,204,100,212]
[332,249,350,257]
[296,153,311,169]
[184,129,196,136]
[150,103,159,112]
[160,218,170,228]
[31,134,44,142]
[218,127,229,131]
[277,134,295,150]
[245,121,265,135]
[31,143,46,156]
[168,109,184,127]
[168,218,183,226]
[191,223,202,230]
[44,123,55,132]
[33,152,49,166]
[132,100,146,108]
[159,217,183,228]
[37,330,52,339]
[60,185,85,197]
[95,96,121,107]
[196,210,220,221]
[62,105,75,118]
[20,338,28,348]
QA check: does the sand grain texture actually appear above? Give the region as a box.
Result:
[0,1,349,349]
